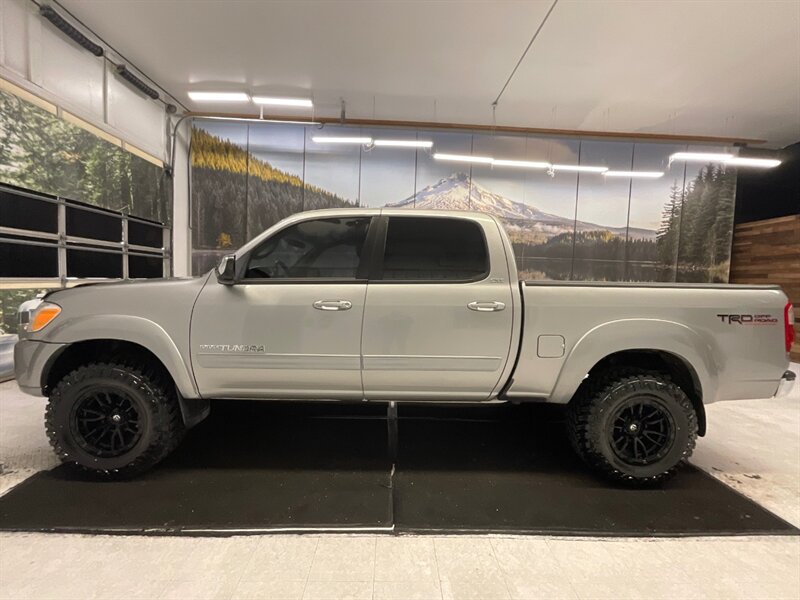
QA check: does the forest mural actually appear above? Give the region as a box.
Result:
[190,120,737,282]
[0,89,170,224]
[0,87,169,332]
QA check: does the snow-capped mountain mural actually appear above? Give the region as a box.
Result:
[389,172,656,241]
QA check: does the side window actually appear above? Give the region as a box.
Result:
[380,217,488,281]
[245,217,370,279]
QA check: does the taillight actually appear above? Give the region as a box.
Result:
[785,303,796,354]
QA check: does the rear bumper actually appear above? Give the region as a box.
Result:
[13,340,67,397]
[774,370,796,398]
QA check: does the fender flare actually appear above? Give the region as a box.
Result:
[549,318,720,406]
[45,314,199,400]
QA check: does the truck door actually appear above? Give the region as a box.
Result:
[190,216,373,399]
[360,215,515,401]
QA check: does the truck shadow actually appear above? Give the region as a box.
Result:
[160,400,578,475]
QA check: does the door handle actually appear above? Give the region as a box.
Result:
[313,300,352,311]
[468,301,506,312]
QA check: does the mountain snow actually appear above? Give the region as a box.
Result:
[388,172,656,241]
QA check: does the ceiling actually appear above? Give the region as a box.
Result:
[60,0,800,147]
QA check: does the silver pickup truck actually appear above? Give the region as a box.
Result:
[14,209,796,484]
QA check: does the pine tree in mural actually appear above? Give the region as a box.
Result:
[656,164,736,282]
[190,127,357,256]
[0,90,167,223]
[656,183,683,267]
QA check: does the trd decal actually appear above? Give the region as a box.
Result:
[716,314,778,325]
[198,344,266,353]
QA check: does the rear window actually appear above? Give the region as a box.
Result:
[379,217,488,281]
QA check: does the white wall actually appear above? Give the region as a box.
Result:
[0,0,168,161]
[171,118,191,277]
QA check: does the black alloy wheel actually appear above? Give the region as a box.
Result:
[608,397,676,466]
[71,389,143,458]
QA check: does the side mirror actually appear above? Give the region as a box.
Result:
[216,254,236,285]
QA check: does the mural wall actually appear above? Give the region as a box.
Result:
[0,87,170,332]
[190,120,737,282]
[0,89,170,224]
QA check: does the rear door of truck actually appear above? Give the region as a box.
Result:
[360,213,515,401]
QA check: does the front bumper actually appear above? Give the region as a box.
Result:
[774,370,796,398]
[13,339,67,397]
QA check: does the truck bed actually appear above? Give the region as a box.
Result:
[506,281,789,405]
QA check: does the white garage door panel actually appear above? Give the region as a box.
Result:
[107,63,165,158]
[37,23,105,120]
[1,0,31,77]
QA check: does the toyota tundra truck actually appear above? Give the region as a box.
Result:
[13,209,797,484]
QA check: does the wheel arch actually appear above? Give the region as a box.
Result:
[577,349,707,436]
[550,319,716,436]
[43,338,208,429]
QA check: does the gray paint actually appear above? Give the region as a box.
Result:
[14,209,792,412]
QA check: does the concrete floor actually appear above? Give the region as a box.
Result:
[0,366,798,600]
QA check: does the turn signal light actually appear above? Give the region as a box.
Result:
[785,303,796,354]
[30,303,62,332]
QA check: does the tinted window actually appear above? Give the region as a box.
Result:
[380,217,488,281]
[245,217,370,279]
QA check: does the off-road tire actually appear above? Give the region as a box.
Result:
[45,361,184,478]
[566,369,697,486]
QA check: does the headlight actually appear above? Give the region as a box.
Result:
[30,302,62,332]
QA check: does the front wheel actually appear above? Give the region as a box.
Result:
[46,362,184,478]
[567,370,698,485]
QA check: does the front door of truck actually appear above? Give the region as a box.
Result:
[360,215,515,401]
[190,216,373,399]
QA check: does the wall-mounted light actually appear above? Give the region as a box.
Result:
[312,136,373,144]
[115,65,159,100]
[373,140,433,148]
[551,164,608,173]
[604,171,664,178]
[669,152,734,163]
[188,91,250,102]
[724,157,781,168]
[39,5,104,57]
[492,159,551,169]
[252,96,313,108]
[433,153,494,164]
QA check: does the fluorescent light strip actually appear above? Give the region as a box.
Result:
[373,139,433,148]
[492,159,551,169]
[252,96,313,108]
[188,91,249,102]
[604,171,664,178]
[312,136,372,144]
[433,153,494,164]
[670,151,733,163]
[724,157,781,168]
[551,164,608,173]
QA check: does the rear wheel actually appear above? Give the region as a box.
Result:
[567,370,697,485]
[46,362,184,478]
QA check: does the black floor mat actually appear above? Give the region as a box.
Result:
[0,402,393,533]
[393,404,797,536]
[0,401,795,536]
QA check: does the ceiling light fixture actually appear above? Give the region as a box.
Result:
[188,91,250,102]
[724,157,781,168]
[433,153,494,164]
[669,152,734,163]
[551,164,608,173]
[604,171,664,178]
[492,159,551,169]
[312,136,373,144]
[373,139,433,148]
[252,96,313,108]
